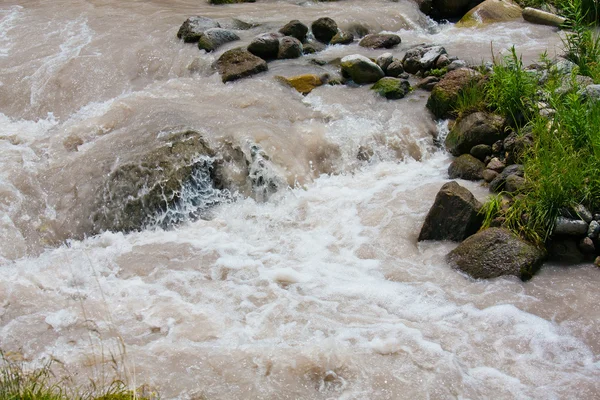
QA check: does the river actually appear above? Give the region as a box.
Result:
[0,0,599,399]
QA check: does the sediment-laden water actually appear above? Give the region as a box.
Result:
[1,1,598,399]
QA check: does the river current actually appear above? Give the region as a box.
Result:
[0,1,599,399]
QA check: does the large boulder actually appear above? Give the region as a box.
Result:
[448,154,485,180]
[278,36,303,59]
[177,16,220,43]
[371,77,410,99]
[447,228,545,280]
[215,48,268,83]
[311,17,338,44]
[359,34,401,49]
[198,28,240,52]
[247,33,281,60]
[340,54,385,84]
[445,112,507,156]
[91,130,220,233]
[279,20,309,42]
[522,7,567,27]
[457,0,523,27]
[418,181,483,242]
[426,68,483,119]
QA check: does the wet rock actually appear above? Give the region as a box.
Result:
[448,154,485,181]
[418,181,483,242]
[403,45,447,74]
[588,220,600,238]
[553,217,589,236]
[447,228,545,280]
[482,169,498,183]
[346,22,371,38]
[371,77,410,99]
[504,174,525,193]
[579,237,596,256]
[486,157,505,172]
[278,36,303,59]
[595,256,600,267]
[248,33,281,60]
[489,164,523,192]
[457,0,522,28]
[330,31,354,45]
[302,40,327,54]
[436,54,451,68]
[522,7,567,27]
[215,47,268,83]
[311,17,338,44]
[574,204,593,223]
[547,238,585,264]
[340,54,384,84]
[177,16,220,43]
[359,33,401,49]
[447,59,468,71]
[376,53,395,72]
[470,144,492,161]
[426,68,483,119]
[278,74,326,95]
[557,74,594,95]
[279,20,309,42]
[198,28,240,52]
[445,112,506,156]
[416,76,440,91]
[218,18,256,30]
[386,61,405,78]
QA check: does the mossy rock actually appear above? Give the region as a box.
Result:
[278,74,326,95]
[426,68,483,119]
[371,77,410,99]
[445,111,506,156]
[448,154,485,181]
[456,0,522,28]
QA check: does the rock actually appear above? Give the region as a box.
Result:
[486,157,505,172]
[278,36,303,59]
[457,0,523,28]
[302,40,327,54]
[436,54,451,68]
[177,16,221,43]
[330,31,354,45]
[482,169,498,183]
[91,130,219,233]
[218,18,256,30]
[557,74,594,95]
[386,61,405,77]
[581,84,600,102]
[311,17,338,44]
[470,144,492,161]
[504,174,525,193]
[215,48,268,83]
[198,28,240,52]
[426,68,483,119]
[595,256,600,267]
[489,164,523,192]
[403,45,447,74]
[491,140,503,154]
[247,33,281,60]
[445,112,506,156]
[340,54,385,84]
[376,53,395,72]
[447,228,544,280]
[522,7,567,27]
[588,220,600,238]
[553,217,589,236]
[574,204,593,223]
[503,132,533,164]
[579,237,596,255]
[416,76,440,91]
[209,0,256,4]
[359,34,401,49]
[447,59,468,71]
[278,74,326,95]
[279,20,309,42]
[418,181,483,242]
[346,22,371,38]
[448,154,485,181]
[371,78,411,99]
[547,238,584,263]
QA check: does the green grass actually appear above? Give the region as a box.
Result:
[0,351,158,400]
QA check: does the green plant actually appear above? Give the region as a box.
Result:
[455,81,488,117]
[479,194,504,230]
[559,0,600,76]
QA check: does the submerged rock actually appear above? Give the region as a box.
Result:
[198,28,240,52]
[359,33,401,49]
[177,16,221,43]
[215,47,268,83]
[418,181,483,242]
[330,31,354,45]
[340,54,385,84]
[209,0,256,4]
[371,77,410,99]
[311,17,338,44]
[447,228,545,280]
[279,20,309,42]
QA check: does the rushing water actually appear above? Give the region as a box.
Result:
[1,1,599,399]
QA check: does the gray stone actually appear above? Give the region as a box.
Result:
[420,46,447,70]
[215,47,268,83]
[340,54,385,84]
[588,220,600,238]
[504,174,526,193]
[522,7,567,27]
[279,20,308,42]
[177,16,220,43]
[330,31,354,45]
[553,217,589,236]
[278,36,303,59]
[198,28,240,52]
[416,76,440,91]
[447,59,467,71]
[579,237,596,255]
[359,34,401,49]
[311,17,338,44]
[447,228,545,280]
[418,181,483,242]
[482,169,498,183]
[445,112,507,156]
[581,84,600,102]
[248,33,281,60]
[386,61,405,77]
[376,53,395,72]
[486,157,505,172]
[574,204,593,223]
[489,164,523,193]
[470,144,492,161]
[448,154,485,181]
